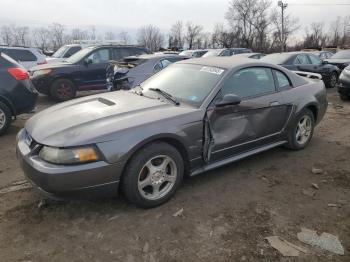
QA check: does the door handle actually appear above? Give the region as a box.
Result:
[270,101,280,106]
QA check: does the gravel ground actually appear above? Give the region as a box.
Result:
[0,89,349,262]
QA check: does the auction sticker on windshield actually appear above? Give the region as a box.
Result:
[200,66,224,75]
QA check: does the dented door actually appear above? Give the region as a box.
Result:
[204,92,292,163]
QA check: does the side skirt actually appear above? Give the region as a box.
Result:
[190,141,287,177]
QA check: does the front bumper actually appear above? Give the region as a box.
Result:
[16,129,125,200]
[338,72,350,96]
[30,75,52,95]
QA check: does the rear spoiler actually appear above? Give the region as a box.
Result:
[292,71,322,80]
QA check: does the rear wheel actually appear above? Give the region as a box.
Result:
[286,109,315,150]
[50,79,76,102]
[122,142,184,208]
[0,102,12,135]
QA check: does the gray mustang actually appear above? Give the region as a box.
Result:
[17,57,328,208]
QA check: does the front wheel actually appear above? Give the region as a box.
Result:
[122,142,184,208]
[326,72,338,88]
[285,109,315,150]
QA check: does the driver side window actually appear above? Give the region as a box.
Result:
[221,67,276,99]
[86,49,109,64]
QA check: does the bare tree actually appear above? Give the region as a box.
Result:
[304,22,327,48]
[1,25,14,45]
[185,22,203,49]
[12,26,30,46]
[137,25,164,52]
[71,28,88,41]
[119,31,131,44]
[105,31,115,40]
[270,9,299,51]
[169,21,184,49]
[33,27,51,50]
[89,26,97,40]
[50,23,66,50]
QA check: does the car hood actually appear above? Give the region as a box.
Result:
[30,61,74,71]
[25,91,199,147]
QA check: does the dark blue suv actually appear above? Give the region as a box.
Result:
[29,45,150,101]
[0,52,37,135]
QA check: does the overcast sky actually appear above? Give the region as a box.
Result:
[0,0,349,35]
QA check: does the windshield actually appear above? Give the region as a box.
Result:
[261,54,290,64]
[332,50,350,59]
[202,49,223,57]
[66,47,95,63]
[141,64,225,107]
[52,46,70,58]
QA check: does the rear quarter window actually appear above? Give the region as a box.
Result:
[7,49,37,61]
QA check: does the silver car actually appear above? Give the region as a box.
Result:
[17,57,328,208]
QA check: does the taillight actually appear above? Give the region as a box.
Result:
[7,67,29,80]
[37,59,47,65]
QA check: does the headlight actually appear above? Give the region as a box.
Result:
[39,146,100,165]
[32,69,52,78]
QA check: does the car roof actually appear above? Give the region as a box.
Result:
[126,54,182,60]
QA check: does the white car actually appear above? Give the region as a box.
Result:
[0,46,47,70]
[46,44,88,64]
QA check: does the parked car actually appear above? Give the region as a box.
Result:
[232,53,265,59]
[0,52,37,135]
[17,57,327,207]
[311,51,333,60]
[179,49,208,58]
[324,50,350,71]
[261,52,340,88]
[46,44,88,64]
[338,65,350,100]
[0,46,47,70]
[203,48,252,57]
[106,54,189,90]
[29,45,150,101]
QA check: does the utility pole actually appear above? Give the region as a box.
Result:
[278,1,288,52]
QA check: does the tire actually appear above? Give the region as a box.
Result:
[0,102,12,135]
[122,142,184,208]
[50,78,77,102]
[325,72,338,89]
[285,109,315,150]
[339,94,349,101]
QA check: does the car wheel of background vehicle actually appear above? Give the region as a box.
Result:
[326,72,338,88]
[285,109,315,150]
[339,94,349,101]
[50,79,77,102]
[0,102,12,135]
[122,142,184,208]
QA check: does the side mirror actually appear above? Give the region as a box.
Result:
[84,58,93,66]
[322,60,329,65]
[216,94,241,107]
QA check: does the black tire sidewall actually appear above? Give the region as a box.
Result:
[122,142,184,208]
[0,102,12,135]
[50,79,76,102]
[287,109,315,150]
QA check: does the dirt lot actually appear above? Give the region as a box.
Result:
[0,89,349,262]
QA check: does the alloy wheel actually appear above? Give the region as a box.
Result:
[295,115,312,146]
[137,155,177,201]
[0,108,6,130]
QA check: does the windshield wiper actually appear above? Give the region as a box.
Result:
[149,88,180,105]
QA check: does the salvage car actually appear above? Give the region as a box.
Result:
[203,48,252,57]
[29,45,150,101]
[179,49,208,58]
[261,52,340,88]
[324,49,350,71]
[232,53,265,59]
[0,52,37,135]
[106,54,188,90]
[17,57,327,207]
[338,65,350,100]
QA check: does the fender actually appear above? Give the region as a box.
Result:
[0,95,16,116]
